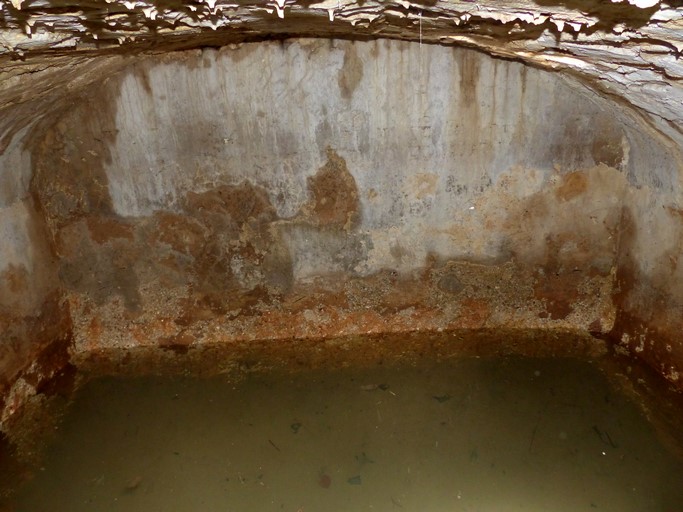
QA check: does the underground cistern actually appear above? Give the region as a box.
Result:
[1,0,683,510]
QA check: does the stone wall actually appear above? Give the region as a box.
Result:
[27,40,645,361]
[0,127,71,427]
[3,38,683,429]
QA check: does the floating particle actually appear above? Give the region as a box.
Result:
[347,475,362,485]
[318,472,332,488]
[432,394,451,403]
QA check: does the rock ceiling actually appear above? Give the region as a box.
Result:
[0,0,682,148]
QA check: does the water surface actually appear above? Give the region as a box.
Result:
[7,357,683,511]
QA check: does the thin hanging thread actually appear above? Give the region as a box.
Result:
[419,11,423,91]
[419,11,422,47]
[417,11,422,75]
[417,11,422,49]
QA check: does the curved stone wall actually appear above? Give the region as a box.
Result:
[2,38,683,427]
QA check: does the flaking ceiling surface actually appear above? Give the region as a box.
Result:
[0,0,682,148]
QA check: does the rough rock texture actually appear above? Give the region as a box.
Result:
[36,41,630,350]
[0,128,71,426]
[2,2,683,427]
[1,1,683,147]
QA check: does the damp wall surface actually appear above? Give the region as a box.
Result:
[0,128,71,424]
[2,38,683,426]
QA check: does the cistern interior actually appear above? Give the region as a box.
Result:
[2,0,683,509]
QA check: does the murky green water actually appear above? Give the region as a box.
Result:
[4,357,683,511]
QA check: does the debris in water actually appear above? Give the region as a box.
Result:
[592,425,618,448]
[355,452,375,465]
[318,471,332,488]
[360,383,389,391]
[123,475,142,493]
[347,475,362,485]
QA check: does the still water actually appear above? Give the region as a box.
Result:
[5,357,683,511]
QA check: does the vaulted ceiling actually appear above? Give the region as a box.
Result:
[1,1,682,150]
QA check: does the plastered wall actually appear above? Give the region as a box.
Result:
[3,39,683,428]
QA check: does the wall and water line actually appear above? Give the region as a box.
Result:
[1,39,683,431]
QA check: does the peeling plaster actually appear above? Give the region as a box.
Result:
[0,2,681,146]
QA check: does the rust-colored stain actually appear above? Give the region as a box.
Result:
[86,317,103,346]
[606,207,683,388]
[301,147,359,231]
[86,217,135,244]
[588,318,603,333]
[0,291,74,428]
[185,182,277,226]
[159,332,195,354]
[533,271,581,320]
[665,206,683,220]
[0,264,28,295]
[55,255,613,383]
[30,87,119,233]
[151,211,207,257]
[555,171,588,202]
[457,298,491,328]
